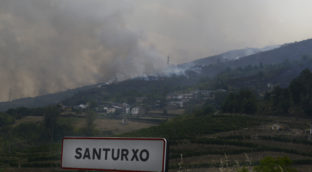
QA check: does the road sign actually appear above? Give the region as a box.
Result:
[61,137,167,172]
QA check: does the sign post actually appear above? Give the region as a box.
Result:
[61,137,167,172]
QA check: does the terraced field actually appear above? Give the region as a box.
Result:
[124,114,312,171]
[1,114,312,172]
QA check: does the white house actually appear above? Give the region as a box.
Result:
[271,124,281,131]
[104,107,116,114]
[125,107,131,114]
[131,107,140,115]
[78,104,88,109]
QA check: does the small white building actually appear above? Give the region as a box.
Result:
[125,107,131,114]
[78,104,88,109]
[131,107,140,115]
[169,101,184,108]
[271,124,281,131]
[104,107,116,114]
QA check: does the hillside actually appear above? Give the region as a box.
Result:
[1,39,312,111]
[0,84,96,111]
[0,66,312,171]
[188,45,279,66]
[123,113,312,171]
[2,112,312,171]
[186,39,312,79]
[60,40,312,107]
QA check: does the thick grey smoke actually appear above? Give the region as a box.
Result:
[127,0,312,63]
[1,0,312,101]
[0,0,166,101]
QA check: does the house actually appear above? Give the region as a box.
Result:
[130,106,146,116]
[271,124,281,131]
[131,107,140,115]
[122,103,130,108]
[104,107,116,114]
[73,103,89,110]
[168,101,184,108]
[125,107,131,114]
[79,104,88,109]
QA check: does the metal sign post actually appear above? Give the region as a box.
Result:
[61,137,168,172]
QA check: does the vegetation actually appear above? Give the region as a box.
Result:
[83,110,98,136]
[238,156,298,172]
[253,156,298,172]
[222,89,258,114]
[124,110,312,170]
[262,69,312,116]
[221,69,312,117]
[0,112,15,127]
[0,54,312,170]
[123,113,261,141]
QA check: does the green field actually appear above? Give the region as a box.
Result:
[1,111,312,172]
[123,114,312,171]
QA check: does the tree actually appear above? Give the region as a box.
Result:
[263,69,312,116]
[0,113,15,127]
[222,89,258,114]
[289,69,312,115]
[266,86,292,115]
[43,106,60,142]
[85,111,97,136]
[194,103,216,116]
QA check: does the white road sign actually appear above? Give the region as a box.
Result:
[61,137,167,172]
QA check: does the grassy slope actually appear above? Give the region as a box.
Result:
[0,115,156,170]
[122,114,312,170]
[1,113,312,171]
[122,114,261,140]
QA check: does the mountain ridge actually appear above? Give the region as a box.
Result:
[1,39,312,111]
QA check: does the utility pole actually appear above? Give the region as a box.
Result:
[8,88,12,102]
[310,122,312,135]
[167,56,170,66]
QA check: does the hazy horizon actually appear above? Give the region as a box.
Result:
[1,0,312,101]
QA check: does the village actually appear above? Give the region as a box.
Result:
[60,89,227,122]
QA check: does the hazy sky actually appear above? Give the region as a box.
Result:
[127,0,312,63]
[1,0,312,101]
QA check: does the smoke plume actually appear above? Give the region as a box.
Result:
[2,0,312,101]
[0,0,166,101]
